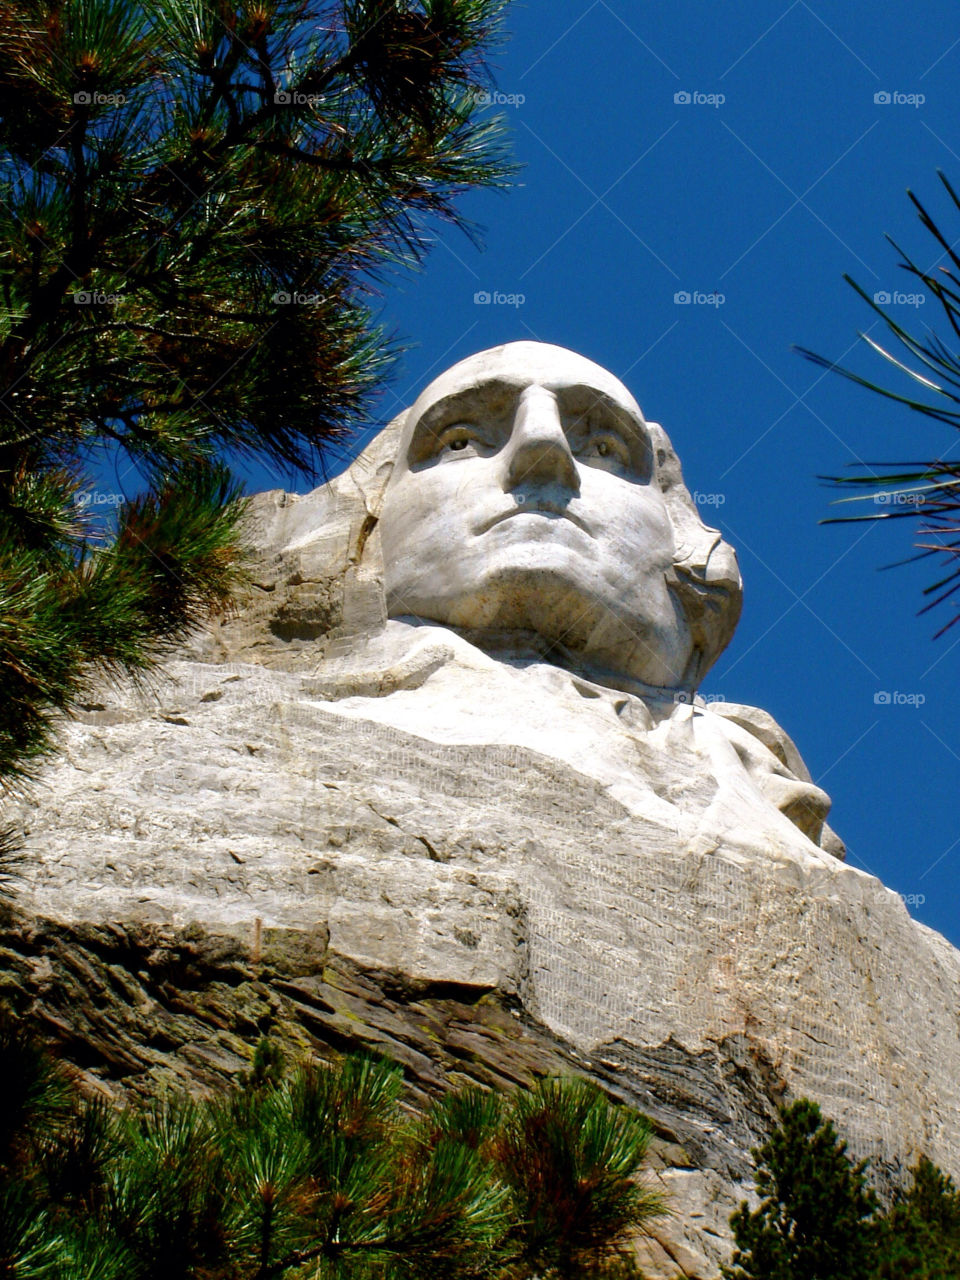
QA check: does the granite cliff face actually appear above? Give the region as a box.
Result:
[10,352,960,1278]
[0,910,749,1278]
[13,639,960,1272]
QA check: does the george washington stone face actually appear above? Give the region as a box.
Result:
[378,341,740,691]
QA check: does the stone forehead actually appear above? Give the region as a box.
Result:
[401,342,646,444]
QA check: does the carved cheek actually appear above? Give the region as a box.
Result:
[381,466,481,586]
[602,485,677,574]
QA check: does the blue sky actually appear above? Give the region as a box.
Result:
[255,3,960,947]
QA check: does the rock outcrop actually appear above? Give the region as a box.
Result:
[9,345,960,1278]
[11,638,960,1276]
[0,909,745,1277]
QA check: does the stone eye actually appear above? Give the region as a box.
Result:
[448,438,469,451]
[580,435,620,460]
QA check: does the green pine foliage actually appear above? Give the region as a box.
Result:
[0,1018,667,1280]
[0,0,514,784]
[492,1076,667,1278]
[420,1076,668,1278]
[797,172,960,635]
[722,1098,879,1280]
[874,1156,960,1278]
[724,1096,960,1280]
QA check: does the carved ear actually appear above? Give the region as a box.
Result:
[321,411,407,641]
[647,421,743,686]
[218,413,406,659]
[349,411,408,521]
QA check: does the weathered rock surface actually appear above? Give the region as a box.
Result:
[9,344,960,1277]
[10,639,960,1277]
[0,908,753,1276]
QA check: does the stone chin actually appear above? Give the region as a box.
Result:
[379,340,737,693]
[384,551,695,692]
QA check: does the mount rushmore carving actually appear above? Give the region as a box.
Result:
[12,341,960,1277]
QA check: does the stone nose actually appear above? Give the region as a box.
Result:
[503,386,580,494]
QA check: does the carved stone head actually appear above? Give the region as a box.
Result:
[378,341,742,691]
[222,341,838,857]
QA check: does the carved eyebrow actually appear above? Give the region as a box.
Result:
[405,380,518,461]
[555,387,651,477]
[414,379,519,428]
[413,381,640,431]
[404,377,651,476]
[554,386,644,435]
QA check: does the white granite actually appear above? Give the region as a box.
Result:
[15,342,960,1278]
